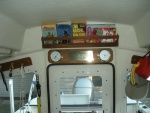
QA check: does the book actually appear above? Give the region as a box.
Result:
[87,24,102,36]
[87,24,117,43]
[72,21,87,43]
[56,22,72,44]
[102,24,116,36]
[41,23,58,44]
[101,24,117,43]
[87,24,116,36]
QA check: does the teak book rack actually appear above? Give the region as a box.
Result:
[41,35,119,48]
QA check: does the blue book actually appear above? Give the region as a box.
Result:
[56,24,72,44]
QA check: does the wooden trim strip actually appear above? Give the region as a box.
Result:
[0,57,32,71]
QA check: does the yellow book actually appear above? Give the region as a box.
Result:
[72,21,87,43]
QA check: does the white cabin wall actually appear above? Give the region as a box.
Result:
[4,22,147,113]
[15,26,43,55]
[0,13,25,50]
[116,24,145,52]
[134,10,150,48]
[115,49,145,113]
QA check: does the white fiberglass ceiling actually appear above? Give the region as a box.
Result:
[0,0,150,28]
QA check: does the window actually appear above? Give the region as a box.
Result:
[47,64,115,113]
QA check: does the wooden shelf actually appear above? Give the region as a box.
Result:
[41,35,119,48]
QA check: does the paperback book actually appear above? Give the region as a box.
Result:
[72,21,87,43]
[87,24,116,36]
[41,23,58,44]
[87,24,117,43]
[56,22,72,44]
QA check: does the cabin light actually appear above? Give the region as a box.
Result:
[146,76,150,81]
[85,51,94,62]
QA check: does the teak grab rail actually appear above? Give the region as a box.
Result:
[0,57,32,71]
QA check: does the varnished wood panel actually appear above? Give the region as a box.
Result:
[48,48,113,64]
[131,55,142,64]
[0,57,32,71]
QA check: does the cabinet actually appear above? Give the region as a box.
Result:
[41,35,119,48]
